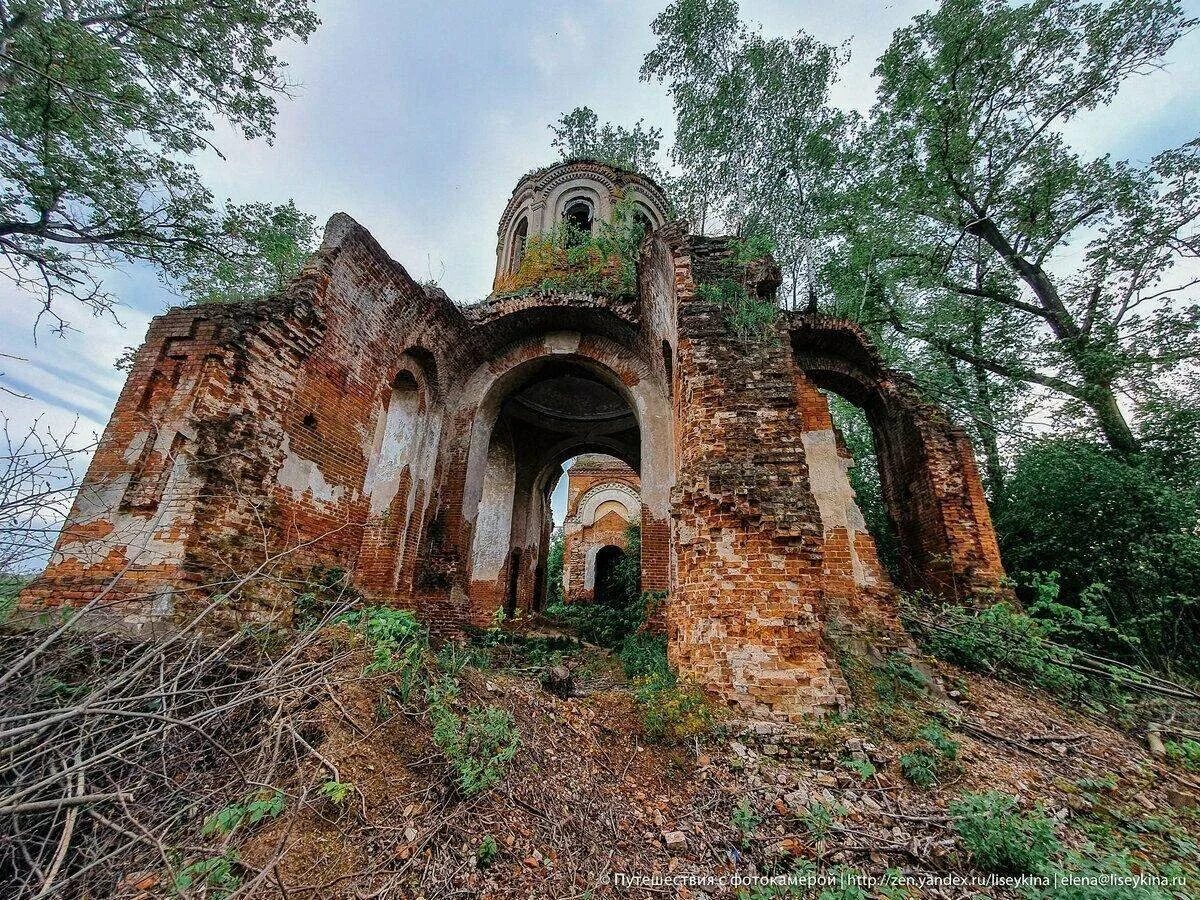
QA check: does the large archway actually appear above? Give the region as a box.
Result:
[790,317,1006,600]
[456,331,671,626]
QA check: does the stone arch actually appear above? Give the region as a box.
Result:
[789,316,1006,600]
[575,482,640,525]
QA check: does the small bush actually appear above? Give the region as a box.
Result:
[172,854,240,898]
[731,797,760,847]
[336,606,427,687]
[901,724,960,788]
[899,751,938,788]
[318,779,354,806]
[632,672,717,744]
[840,757,876,781]
[950,791,1059,874]
[730,232,775,265]
[427,680,520,796]
[696,277,778,338]
[1164,738,1200,772]
[799,799,842,842]
[910,600,1085,695]
[477,834,500,868]
[619,632,670,680]
[201,791,286,837]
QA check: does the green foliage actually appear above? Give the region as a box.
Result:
[318,779,353,806]
[696,277,778,338]
[495,194,648,297]
[731,797,760,847]
[476,834,500,868]
[0,574,28,623]
[950,791,1059,875]
[910,599,1086,695]
[916,724,959,760]
[642,0,852,298]
[181,200,318,304]
[1164,739,1200,773]
[336,606,427,685]
[293,567,350,630]
[172,854,240,898]
[549,106,670,186]
[0,0,319,326]
[545,534,565,607]
[605,523,643,605]
[1030,849,1182,899]
[631,671,718,744]
[799,799,841,842]
[426,679,519,796]
[996,439,1200,674]
[840,757,876,781]
[826,395,901,579]
[201,791,286,837]
[618,633,670,680]
[730,232,775,265]
[899,751,939,788]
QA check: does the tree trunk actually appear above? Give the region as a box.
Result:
[1088,386,1139,456]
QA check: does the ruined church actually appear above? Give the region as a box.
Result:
[21,160,1008,720]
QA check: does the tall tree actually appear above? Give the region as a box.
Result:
[177,200,317,306]
[641,0,854,308]
[0,0,319,329]
[851,0,1199,453]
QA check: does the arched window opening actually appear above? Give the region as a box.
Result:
[509,216,528,274]
[562,198,593,242]
[824,392,902,581]
[634,203,655,236]
[593,545,626,606]
[661,340,674,396]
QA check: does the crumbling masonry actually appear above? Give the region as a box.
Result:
[21,160,1007,719]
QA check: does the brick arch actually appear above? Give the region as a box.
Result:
[789,315,1006,600]
[448,328,671,624]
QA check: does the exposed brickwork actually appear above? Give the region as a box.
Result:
[21,162,1008,718]
[561,455,641,603]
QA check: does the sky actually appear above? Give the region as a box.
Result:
[2,0,1198,530]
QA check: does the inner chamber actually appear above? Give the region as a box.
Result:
[467,359,644,621]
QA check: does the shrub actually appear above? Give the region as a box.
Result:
[696,277,779,338]
[477,834,500,868]
[172,854,240,898]
[909,599,1085,695]
[201,791,286,837]
[619,632,670,680]
[730,232,775,265]
[901,724,960,788]
[840,757,876,781]
[427,680,520,796]
[995,438,1200,674]
[494,195,646,296]
[799,800,841,842]
[318,780,354,806]
[336,606,427,686]
[632,672,717,744]
[731,797,760,847]
[949,791,1059,874]
[899,751,939,788]
[1164,738,1200,772]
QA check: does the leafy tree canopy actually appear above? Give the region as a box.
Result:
[0,0,320,329]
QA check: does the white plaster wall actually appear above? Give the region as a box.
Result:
[471,427,516,583]
[800,429,876,587]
